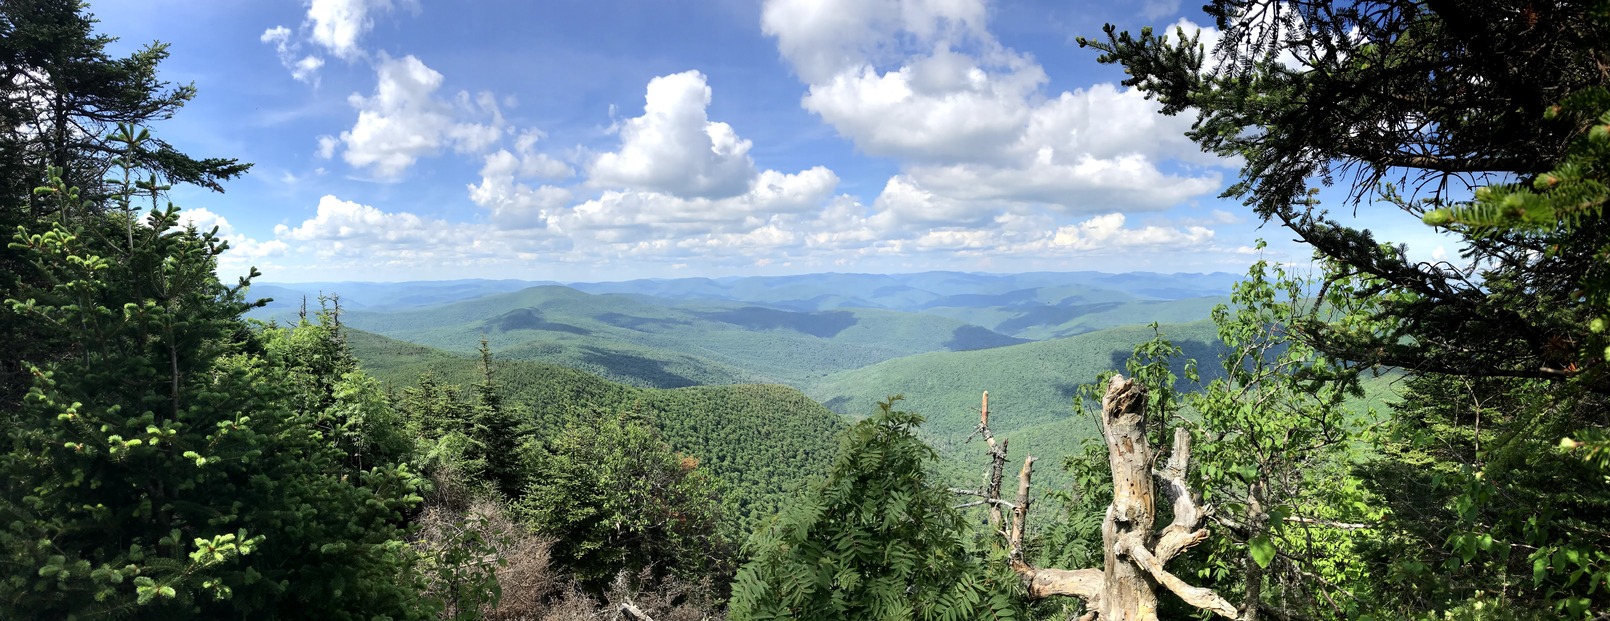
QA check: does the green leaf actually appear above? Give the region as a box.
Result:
[1249,534,1276,569]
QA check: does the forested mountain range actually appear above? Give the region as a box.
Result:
[310,272,1249,496]
[255,271,1237,313]
[805,321,1224,482]
[309,273,1240,493]
[250,273,1231,389]
[346,329,846,527]
[266,272,1232,434]
[252,271,1234,337]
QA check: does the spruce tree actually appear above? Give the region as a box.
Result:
[465,339,526,499]
[728,397,1021,621]
[0,135,431,618]
[1079,0,1610,388]
[1082,2,1610,614]
[0,0,249,415]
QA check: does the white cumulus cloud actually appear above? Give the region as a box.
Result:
[335,54,505,179]
[468,149,573,230]
[259,0,418,83]
[307,0,403,61]
[589,71,758,200]
[178,207,288,278]
[1042,212,1213,252]
[762,0,1229,223]
[560,166,838,238]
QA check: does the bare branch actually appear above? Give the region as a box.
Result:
[1124,537,1240,619]
[1008,454,1036,561]
[1016,566,1105,601]
[1155,427,1213,562]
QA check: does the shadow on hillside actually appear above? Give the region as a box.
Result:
[596,312,692,333]
[817,395,856,415]
[490,308,592,335]
[943,325,1031,352]
[995,302,1124,334]
[695,307,858,338]
[576,346,699,389]
[1053,380,1085,402]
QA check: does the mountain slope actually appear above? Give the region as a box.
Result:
[347,329,848,525]
[567,271,1239,311]
[341,285,1029,387]
[805,321,1224,486]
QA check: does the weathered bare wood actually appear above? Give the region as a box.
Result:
[960,391,1012,534]
[984,392,1009,531]
[971,375,1243,621]
[1016,566,1104,600]
[1008,454,1035,561]
[1155,427,1211,562]
[616,602,655,621]
[1100,375,1160,621]
[1126,537,1239,619]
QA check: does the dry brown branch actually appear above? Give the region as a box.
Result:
[1007,454,1036,561]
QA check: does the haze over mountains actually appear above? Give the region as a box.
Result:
[253,271,1238,336]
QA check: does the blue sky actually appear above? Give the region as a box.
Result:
[87,0,1454,282]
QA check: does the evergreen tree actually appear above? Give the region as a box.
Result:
[518,411,733,592]
[1357,373,1610,618]
[728,397,1020,621]
[0,0,249,208]
[258,301,412,472]
[465,338,526,499]
[401,372,474,442]
[1082,2,1610,614]
[1079,1,1609,388]
[0,155,432,618]
[0,0,249,416]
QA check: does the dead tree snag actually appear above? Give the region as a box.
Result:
[963,376,1239,621]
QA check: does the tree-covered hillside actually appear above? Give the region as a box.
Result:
[347,329,847,525]
[336,285,1031,387]
[566,270,1239,311]
[806,321,1223,484]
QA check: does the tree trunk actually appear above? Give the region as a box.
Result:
[967,376,1240,620]
[1100,375,1159,619]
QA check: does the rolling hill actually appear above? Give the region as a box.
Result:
[251,271,1235,342]
[339,285,1030,388]
[566,271,1239,311]
[245,279,546,317]
[346,329,848,526]
[568,272,1233,339]
[288,271,1247,501]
